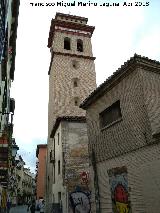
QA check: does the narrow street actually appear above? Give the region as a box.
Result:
[10,205,39,213]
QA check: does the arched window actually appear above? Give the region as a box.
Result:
[77,39,83,52]
[73,78,79,87]
[64,37,71,50]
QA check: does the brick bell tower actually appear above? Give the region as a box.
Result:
[46,13,97,210]
[47,12,97,136]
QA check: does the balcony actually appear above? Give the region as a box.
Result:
[0,160,8,169]
[0,135,8,147]
[10,98,15,114]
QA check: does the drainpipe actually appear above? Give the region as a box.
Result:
[91,149,101,213]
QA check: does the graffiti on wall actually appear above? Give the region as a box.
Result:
[69,190,91,213]
[108,166,132,213]
[64,141,90,191]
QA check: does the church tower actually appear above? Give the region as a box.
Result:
[47,12,96,135]
[46,13,97,212]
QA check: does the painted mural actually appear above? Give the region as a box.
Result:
[107,166,132,213]
[69,190,91,213]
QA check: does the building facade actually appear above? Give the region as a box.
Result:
[22,168,35,203]
[15,155,35,205]
[0,0,20,208]
[46,13,96,212]
[36,144,47,200]
[80,54,160,213]
[16,155,26,205]
[49,116,91,212]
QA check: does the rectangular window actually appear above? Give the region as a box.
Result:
[58,160,60,175]
[100,100,122,128]
[57,133,59,145]
[64,37,71,50]
[53,164,55,183]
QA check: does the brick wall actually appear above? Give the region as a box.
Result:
[140,68,160,136]
[90,143,160,213]
[85,65,160,212]
[48,27,96,136]
[86,68,152,162]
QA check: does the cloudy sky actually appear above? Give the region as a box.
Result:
[10,0,160,172]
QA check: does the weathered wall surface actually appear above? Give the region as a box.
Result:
[90,143,160,213]
[140,68,160,136]
[85,66,160,213]
[62,121,90,190]
[86,69,152,162]
[51,121,91,212]
[62,121,91,212]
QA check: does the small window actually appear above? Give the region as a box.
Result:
[64,37,71,50]
[100,100,122,128]
[53,138,55,150]
[53,164,55,183]
[77,39,83,52]
[58,160,60,174]
[72,60,79,69]
[73,78,79,87]
[74,81,78,87]
[57,133,59,145]
[74,97,79,106]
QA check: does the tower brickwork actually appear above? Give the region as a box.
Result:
[46,13,97,211]
[48,13,97,135]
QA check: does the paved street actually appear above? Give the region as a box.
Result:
[10,205,39,213]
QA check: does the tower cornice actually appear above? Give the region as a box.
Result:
[48,19,95,48]
[55,12,88,22]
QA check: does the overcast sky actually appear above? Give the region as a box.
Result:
[10,0,160,172]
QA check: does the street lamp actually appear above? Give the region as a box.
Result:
[12,144,19,157]
[11,138,19,157]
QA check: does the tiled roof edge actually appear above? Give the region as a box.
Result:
[80,54,160,109]
[50,116,86,138]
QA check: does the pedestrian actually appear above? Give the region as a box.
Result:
[6,194,11,213]
[27,200,31,212]
[39,200,45,213]
[30,200,36,213]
